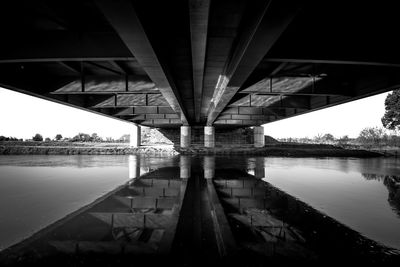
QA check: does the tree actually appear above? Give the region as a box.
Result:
[338,135,350,145]
[313,133,323,143]
[32,133,43,141]
[91,133,102,142]
[45,137,51,142]
[382,89,400,130]
[72,133,91,142]
[55,134,63,141]
[119,134,130,143]
[358,127,387,146]
[322,133,335,143]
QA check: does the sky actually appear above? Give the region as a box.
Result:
[0,87,133,140]
[263,92,390,139]
[0,86,390,140]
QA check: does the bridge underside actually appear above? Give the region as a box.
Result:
[1,1,400,130]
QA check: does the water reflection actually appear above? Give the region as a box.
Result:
[0,155,400,265]
[362,173,400,217]
[203,156,215,179]
[128,155,140,179]
[260,157,400,251]
[0,155,179,251]
[246,157,267,179]
[179,156,191,179]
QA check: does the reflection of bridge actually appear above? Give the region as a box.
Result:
[1,1,400,147]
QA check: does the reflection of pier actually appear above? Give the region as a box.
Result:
[179,156,191,179]
[1,157,400,266]
[203,156,215,179]
[0,166,187,266]
[247,157,267,179]
[50,171,187,257]
[128,155,140,179]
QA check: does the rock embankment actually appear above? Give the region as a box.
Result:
[0,141,383,157]
[0,142,178,156]
[177,143,383,157]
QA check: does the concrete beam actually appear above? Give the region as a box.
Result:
[96,0,189,125]
[0,32,134,63]
[52,75,159,94]
[240,77,355,97]
[206,1,301,125]
[90,94,168,108]
[112,106,175,116]
[265,57,400,68]
[200,0,246,122]
[141,119,182,127]
[189,0,210,123]
[85,61,124,76]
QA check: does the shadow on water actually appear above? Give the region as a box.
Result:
[362,173,400,218]
[0,155,399,266]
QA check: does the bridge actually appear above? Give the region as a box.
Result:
[1,1,400,147]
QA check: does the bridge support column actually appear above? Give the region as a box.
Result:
[254,126,265,148]
[180,126,191,148]
[130,124,141,147]
[204,126,215,148]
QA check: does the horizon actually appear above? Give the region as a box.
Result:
[0,87,392,140]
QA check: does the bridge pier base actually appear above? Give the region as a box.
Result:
[130,124,141,147]
[254,126,265,148]
[180,126,191,148]
[204,126,215,148]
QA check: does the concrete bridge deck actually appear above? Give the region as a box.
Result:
[1,1,400,147]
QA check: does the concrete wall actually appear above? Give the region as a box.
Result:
[158,127,254,147]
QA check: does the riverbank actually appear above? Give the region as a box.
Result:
[0,141,178,156]
[178,143,383,157]
[0,141,383,157]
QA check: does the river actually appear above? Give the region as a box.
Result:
[0,155,399,254]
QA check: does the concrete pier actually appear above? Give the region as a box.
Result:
[254,126,265,148]
[204,126,215,148]
[130,124,141,147]
[181,126,191,148]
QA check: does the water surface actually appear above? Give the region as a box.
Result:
[0,155,399,252]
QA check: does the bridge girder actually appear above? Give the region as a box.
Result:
[1,1,400,128]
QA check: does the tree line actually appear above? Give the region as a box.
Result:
[0,133,131,143]
[279,89,400,148]
[2,89,400,146]
[277,127,400,148]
